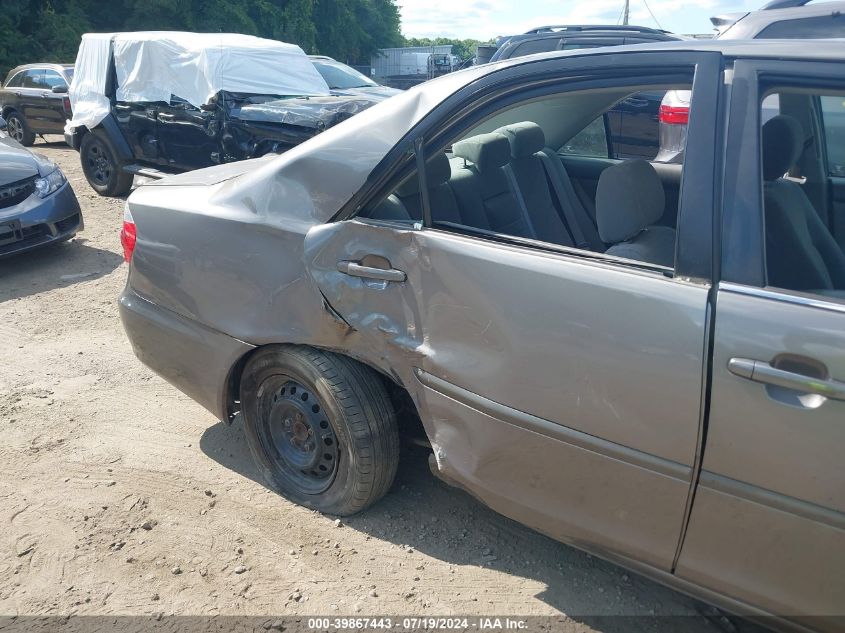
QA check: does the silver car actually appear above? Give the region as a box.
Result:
[119,40,845,631]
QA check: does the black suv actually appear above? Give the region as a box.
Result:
[489,26,683,161]
[0,64,74,146]
[489,25,681,62]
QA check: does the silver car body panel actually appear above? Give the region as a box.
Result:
[119,41,845,629]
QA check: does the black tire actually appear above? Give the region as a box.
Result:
[5,111,35,146]
[80,132,133,197]
[240,345,399,516]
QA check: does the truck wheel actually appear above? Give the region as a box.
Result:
[80,133,132,197]
[5,112,35,146]
[240,345,399,516]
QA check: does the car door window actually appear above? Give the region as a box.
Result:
[41,70,67,90]
[21,70,43,89]
[757,16,845,38]
[559,116,609,158]
[365,78,694,272]
[759,88,845,296]
[510,38,561,57]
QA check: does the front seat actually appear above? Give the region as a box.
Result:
[761,114,845,291]
[596,159,675,267]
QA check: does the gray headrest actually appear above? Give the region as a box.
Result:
[396,151,451,197]
[596,160,665,244]
[762,114,803,181]
[452,132,511,172]
[495,121,545,158]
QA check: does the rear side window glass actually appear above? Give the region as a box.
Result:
[757,16,845,38]
[5,72,24,88]
[21,70,43,88]
[561,42,613,50]
[511,38,561,57]
[820,95,845,177]
[560,116,608,157]
[41,70,67,89]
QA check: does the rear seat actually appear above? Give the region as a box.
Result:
[495,122,605,252]
[494,123,575,248]
[450,132,536,239]
[369,152,462,224]
[596,160,675,267]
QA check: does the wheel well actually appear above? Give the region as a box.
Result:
[1,106,16,117]
[224,344,427,442]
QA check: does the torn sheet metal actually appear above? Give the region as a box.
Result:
[232,96,380,130]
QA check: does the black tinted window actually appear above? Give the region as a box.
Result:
[757,16,845,38]
[511,38,561,57]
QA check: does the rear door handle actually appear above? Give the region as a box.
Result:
[157,112,176,121]
[337,261,406,282]
[728,357,845,401]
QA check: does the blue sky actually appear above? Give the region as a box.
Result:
[398,0,761,39]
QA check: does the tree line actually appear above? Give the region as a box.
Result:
[0,0,405,76]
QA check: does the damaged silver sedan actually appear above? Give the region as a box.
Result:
[120,40,845,631]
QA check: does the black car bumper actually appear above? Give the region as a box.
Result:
[0,182,83,258]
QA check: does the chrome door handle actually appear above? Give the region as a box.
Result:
[337,261,406,282]
[157,112,176,121]
[728,358,845,401]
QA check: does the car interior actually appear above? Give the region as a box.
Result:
[760,88,845,298]
[367,84,689,270]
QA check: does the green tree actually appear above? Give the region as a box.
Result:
[0,0,404,75]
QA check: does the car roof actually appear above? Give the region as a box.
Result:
[491,38,845,66]
[519,24,676,37]
[9,63,73,72]
[716,0,845,36]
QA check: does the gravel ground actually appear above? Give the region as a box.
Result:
[0,138,764,632]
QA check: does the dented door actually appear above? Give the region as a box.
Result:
[305,218,708,570]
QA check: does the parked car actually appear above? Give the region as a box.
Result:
[64,32,381,197]
[0,63,74,146]
[489,24,681,62]
[0,115,82,257]
[658,0,845,162]
[119,39,845,631]
[489,26,683,161]
[712,0,845,38]
[308,56,401,100]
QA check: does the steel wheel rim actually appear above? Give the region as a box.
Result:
[85,141,112,186]
[7,117,23,142]
[257,377,340,495]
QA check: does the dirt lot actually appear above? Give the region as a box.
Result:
[0,140,757,631]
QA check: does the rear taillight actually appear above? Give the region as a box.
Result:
[120,205,137,263]
[659,104,689,125]
[62,96,71,115]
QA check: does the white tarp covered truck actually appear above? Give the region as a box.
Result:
[65,32,382,196]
